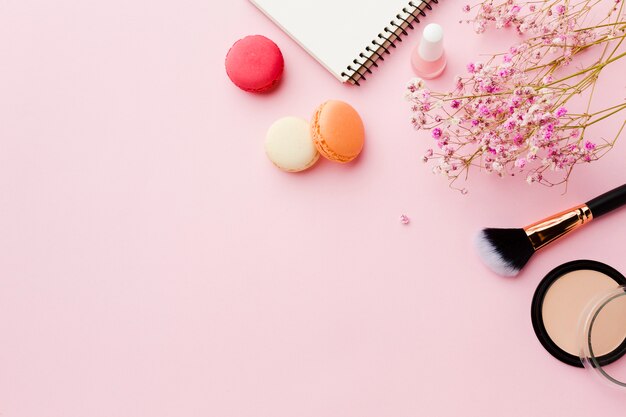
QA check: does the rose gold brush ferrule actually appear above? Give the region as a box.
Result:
[523,204,593,251]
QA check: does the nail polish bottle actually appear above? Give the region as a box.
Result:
[411,23,446,79]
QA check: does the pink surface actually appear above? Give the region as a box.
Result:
[0,1,625,416]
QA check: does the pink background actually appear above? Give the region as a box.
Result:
[1,1,625,416]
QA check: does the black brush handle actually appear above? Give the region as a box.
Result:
[586,184,626,218]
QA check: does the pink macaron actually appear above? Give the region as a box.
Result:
[225,35,284,93]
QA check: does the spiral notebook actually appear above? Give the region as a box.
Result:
[250,0,439,85]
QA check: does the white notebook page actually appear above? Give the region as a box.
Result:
[250,0,420,81]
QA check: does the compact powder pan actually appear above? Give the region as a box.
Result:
[531,260,626,369]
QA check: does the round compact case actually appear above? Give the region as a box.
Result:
[531,260,626,390]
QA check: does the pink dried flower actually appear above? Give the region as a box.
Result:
[504,119,516,131]
[400,214,410,225]
[515,157,527,169]
[404,0,623,190]
[474,20,487,33]
[584,141,596,151]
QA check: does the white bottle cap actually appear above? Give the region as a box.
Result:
[418,23,444,62]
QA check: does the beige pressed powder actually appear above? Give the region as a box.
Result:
[542,269,624,356]
[532,261,626,390]
[532,260,626,370]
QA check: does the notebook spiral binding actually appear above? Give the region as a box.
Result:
[340,0,439,86]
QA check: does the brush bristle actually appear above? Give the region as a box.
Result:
[474,228,535,277]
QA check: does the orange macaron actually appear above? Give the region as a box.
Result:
[311,100,364,163]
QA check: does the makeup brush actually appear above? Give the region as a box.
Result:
[475,184,626,277]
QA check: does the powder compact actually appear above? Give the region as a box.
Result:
[531,260,626,389]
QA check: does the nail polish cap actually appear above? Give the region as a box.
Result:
[418,23,444,62]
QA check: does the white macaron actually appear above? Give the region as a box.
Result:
[264,116,319,172]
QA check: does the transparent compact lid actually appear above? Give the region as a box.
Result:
[578,286,626,390]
